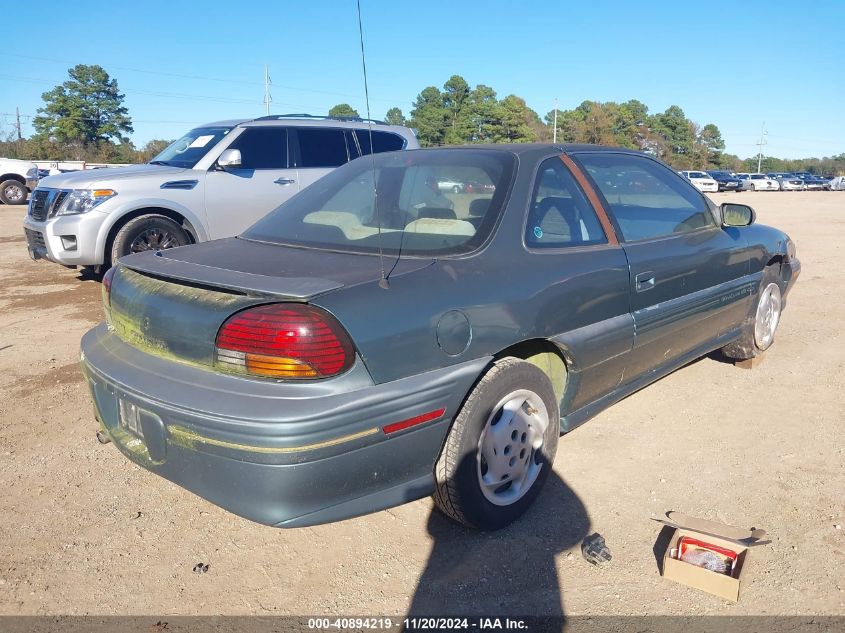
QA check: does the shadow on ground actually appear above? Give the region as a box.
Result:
[407,469,590,617]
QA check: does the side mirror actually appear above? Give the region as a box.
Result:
[216,148,242,170]
[721,203,755,227]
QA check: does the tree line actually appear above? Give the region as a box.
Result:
[2,65,842,175]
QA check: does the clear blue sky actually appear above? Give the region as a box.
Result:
[1,0,842,159]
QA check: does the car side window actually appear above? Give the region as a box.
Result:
[575,153,714,241]
[525,158,607,248]
[297,128,349,168]
[356,130,406,155]
[227,127,288,169]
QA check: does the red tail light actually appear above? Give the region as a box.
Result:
[102,265,117,308]
[215,304,355,379]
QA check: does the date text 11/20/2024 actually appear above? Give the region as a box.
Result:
[308,618,529,630]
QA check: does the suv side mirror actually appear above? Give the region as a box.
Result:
[721,203,755,227]
[217,148,242,170]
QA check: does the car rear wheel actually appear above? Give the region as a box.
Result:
[721,265,783,360]
[433,357,559,530]
[749,184,756,191]
[0,179,27,205]
[111,214,189,265]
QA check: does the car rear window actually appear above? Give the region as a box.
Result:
[242,149,516,256]
[575,152,714,241]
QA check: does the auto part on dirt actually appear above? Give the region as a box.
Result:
[581,532,612,565]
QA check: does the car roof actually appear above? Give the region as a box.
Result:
[421,143,649,163]
[196,116,412,133]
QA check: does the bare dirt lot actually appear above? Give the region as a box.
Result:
[0,192,843,618]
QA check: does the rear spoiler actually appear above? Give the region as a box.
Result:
[118,251,344,300]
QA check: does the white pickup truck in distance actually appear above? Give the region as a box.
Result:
[0,157,40,205]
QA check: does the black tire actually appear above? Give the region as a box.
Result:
[110,214,189,265]
[0,179,27,205]
[750,184,756,191]
[721,265,783,361]
[433,357,560,530]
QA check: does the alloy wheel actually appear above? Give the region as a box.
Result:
[129,228,181,253]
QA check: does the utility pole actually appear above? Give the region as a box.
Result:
[756,122,768,174]
[15,107,22,141]
[553,98,558,144]
[263,64,272,116]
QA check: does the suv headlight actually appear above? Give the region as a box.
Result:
[55,189,117,215]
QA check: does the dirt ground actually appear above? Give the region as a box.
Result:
[0,191,843,618]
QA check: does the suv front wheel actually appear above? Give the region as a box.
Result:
[111,214,189,265]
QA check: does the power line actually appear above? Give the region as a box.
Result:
[3,52,407,105]
[1,111,209,125]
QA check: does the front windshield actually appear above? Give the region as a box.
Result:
[243,149,516,256]
[150,126,233,168]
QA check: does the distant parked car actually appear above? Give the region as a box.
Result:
[792,172,830,190]
[679,170,718,193]
[736,173,779,191]
[437,179,465,193]
[734,174,754,191]
[828,176,845,191]
[766,173,805,191]
[706,170,743,192]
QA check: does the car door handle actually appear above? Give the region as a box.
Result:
[274,178,295,185]
[635,272,656,292]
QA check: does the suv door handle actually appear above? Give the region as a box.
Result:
[274,177,295,185]
[635,272,656,292]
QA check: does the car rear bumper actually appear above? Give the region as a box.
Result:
[80,323,489,527]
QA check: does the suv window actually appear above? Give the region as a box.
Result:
[576,153,714,241]
[526,158,606,248]
[228,127,288,169]
[356,130,406,155]
[297,128,350,168]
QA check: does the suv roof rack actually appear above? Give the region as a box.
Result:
[253,113,388,125]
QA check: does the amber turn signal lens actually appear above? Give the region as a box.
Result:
[244,353,318,378]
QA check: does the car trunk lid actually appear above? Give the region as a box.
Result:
[107,238,433,367]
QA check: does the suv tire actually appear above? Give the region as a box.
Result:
[111,214,189,265]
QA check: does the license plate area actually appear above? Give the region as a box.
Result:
[118,398,145,440]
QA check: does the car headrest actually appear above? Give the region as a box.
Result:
[417,207,457,220]
[468,198,492,217]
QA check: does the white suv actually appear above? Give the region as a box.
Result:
[23,115,418,273]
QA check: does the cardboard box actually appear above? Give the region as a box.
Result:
[655,511,768,602]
